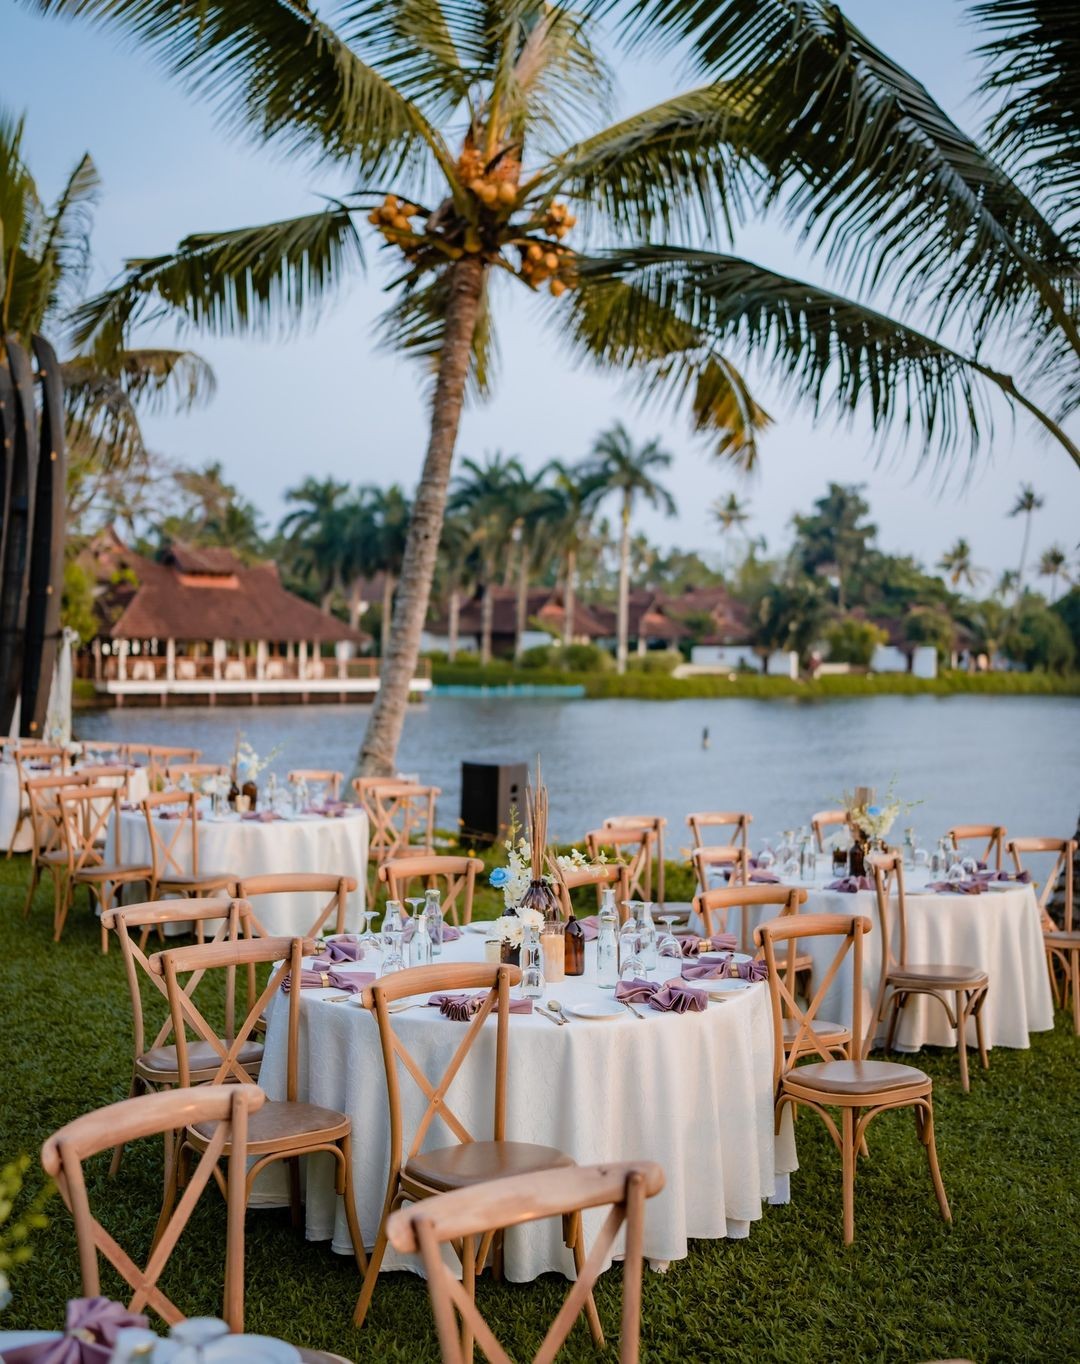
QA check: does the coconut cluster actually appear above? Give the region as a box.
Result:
[518,240,573,295]
[367,194,420,240]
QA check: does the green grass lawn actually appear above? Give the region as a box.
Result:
[1,852,1077,1362]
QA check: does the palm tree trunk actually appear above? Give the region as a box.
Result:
[358,257,486,777]
[448,586,460,661]
[562,546,576,649]
[1018,512,1033,591]
[380,571,395,661]
[480,582,494,665]
[514,548,529,659]
[616,491,632,675]
[348,578,363,631]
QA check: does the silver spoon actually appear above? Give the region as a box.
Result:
[546,999,569,1025]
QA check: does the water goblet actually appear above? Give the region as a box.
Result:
[757,848,776,874]
[358,909,380,951]
[404,896,425,926]
[380,939,405,976]
[657,914,681,963]
[961,856,979,878]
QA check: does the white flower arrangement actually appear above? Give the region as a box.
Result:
[488,810,606,910]
[201,773,231,799]
[235,738,282,781]
[842,779,920,840]
[489,908,544,945]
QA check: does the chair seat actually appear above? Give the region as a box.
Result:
[137,1038,264,1078]
[159,870,238,890]
[888,963,988,987]
[73,863,152,883]
[404,1140,574,1193]
[1045,930,1080,948]
[782,1017,849,1044]
[191,1099,349,1153]
[787,1058,930,1096]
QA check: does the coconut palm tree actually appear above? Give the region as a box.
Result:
[711,493,750,573]
[588,424,676,673]
[937,538,985,591]
[545,460,607,648]
[0,105,213,475]
[448,454,527,665]
[38,1,779,777]
[1009,483,1045,591]
[434,512,477,661]
[1038,544,1071,602]
[279,477,350,611]
[364,485,412,658]
[995,568,1020,603]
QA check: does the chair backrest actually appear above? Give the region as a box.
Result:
[76,763,136,800]
[378,855,484,925]
[1007,836,1077,932]
[811,810,849,852]
[151,935,313,1092]
[353,779,440,861]
[41,1084,263,1331]
[686,811,752,850]
[386,1160,665,1364]
[287,769,344,800]
[694,883,805,948]
[553,861,631,920]
[24,773,90,859]
[690,844,750,900]
[947,824,1006,870]
[142,789,201,881]
[57,785,125,876]
[603,816,667,901]
[165,762,230,787]
[362,963,521,1180]
[233,871,356,937]
[755,912,870,1088]
[131,744,201,786]
[584,828,652,901]
[103,897,254,1065]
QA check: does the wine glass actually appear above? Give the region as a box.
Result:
[618,906,643,980]
[358,909,380,951]
[404,896,425,925]
[757,848,776,874]
[657,914,681,961]
[961,856,979,878]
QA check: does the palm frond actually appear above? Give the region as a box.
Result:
[548,84,758,242]
[69,204,364,353]
[972,1,1080,236]
[378,265,497,400]
[617,0,1080,400]
[24,0,443,176]
[578,245,1080,472]
[338,0,473,117]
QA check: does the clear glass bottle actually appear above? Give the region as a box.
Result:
[596,888,619,989]
[903,827,917,870]
[638,900,658,970]
[520,921,545,998]
[799,836,815,883]
[423,887,444,955]
[410,907,433,968]
[930,837,948,877]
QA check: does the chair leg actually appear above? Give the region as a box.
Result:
[21,861,42,918]
[954,990,970,1093]
[336,1135,368,1275]
[841,1107,857,1244]
[152,1138,183,1250]
[109,1074,142,1176]
[461,1233,476,1364]
[884,994,903,1053]
[974,994,989,1071]
[1045,949,1062,1007]
[915,1100,951,1224]
[1069,950,1080,1034]
[51,870,70,942]
[353,1188,403,1328]
[569,1210,604,1348]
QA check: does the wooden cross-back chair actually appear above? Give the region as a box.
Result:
[55,785,152,951]
[21,772,91,919]
[164,762,230,787]
[811,810,850,853]
[142,790,238,900]
[1007,835,1078,1028]
[287,768,344,800]
[553,862,632,922]
[378,854,485,925]
[353,778,441,891]
[232,871,356,938]
[387,1160,666,1364]
[947,824,1007,871]
[755,912,951,1244]
[151,935,366,1273]
[601,816,667,904]
[76,763,138,801]
[8,745,70,855]
[128,744,201,787]
[694,884,817,1000]
[42,1084,264,1332]
[353,962,587,1342]
[867,854,989,1092]
[686,811,752,852]
[102,897,262,1176]
[690,845,749,900]
[584,828,652,903]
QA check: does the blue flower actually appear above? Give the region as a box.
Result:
[489,866,511,888]
[866,805,882,816]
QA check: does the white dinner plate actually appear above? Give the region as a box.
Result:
[669,976,755,994]
[566,1000,628,1020]
[701,951,752,965]
[986,881,1016,892]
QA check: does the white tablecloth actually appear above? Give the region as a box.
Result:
[1,761,150,852]
[694,870,1053,1051]
[255,933,795,1280]
[109,807,368,930]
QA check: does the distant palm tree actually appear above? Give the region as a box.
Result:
[1038,544,1071,602]
[711,493,751,572]
[1008,483,1045,591]
[365,485,412,658]
[279,477,350,611]
[546,461,607,649]
[937,538,985,591]
[448,454,526,665]
[589,424,677,673]
[434,513,476,662]
[994,568,1020,602]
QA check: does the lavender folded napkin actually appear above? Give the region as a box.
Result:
[681,933,738,957]
[681,956,732,980]
[577,915,599,941]
[1,1297,148,1363]
[304,802,348,818]
[241,810,281,822]
[749,869,780,884]
[614,978,708,1012]
[974,869,1031,884]
[313,936,364,964]
[927,879,983,895]
[734,958,768,982]
[400,920,462,944]
[284,967,375,994]
[826,876,872,892]
[426,991,533,1020]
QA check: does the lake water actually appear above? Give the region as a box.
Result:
[75,694,1080,846]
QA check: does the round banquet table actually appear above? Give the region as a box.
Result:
[693,868,1053,1051]
[0,759,150,853]
[108,806,368,930]
[254,932,796,1280]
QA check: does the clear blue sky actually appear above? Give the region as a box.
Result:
[3,0,1077,578]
